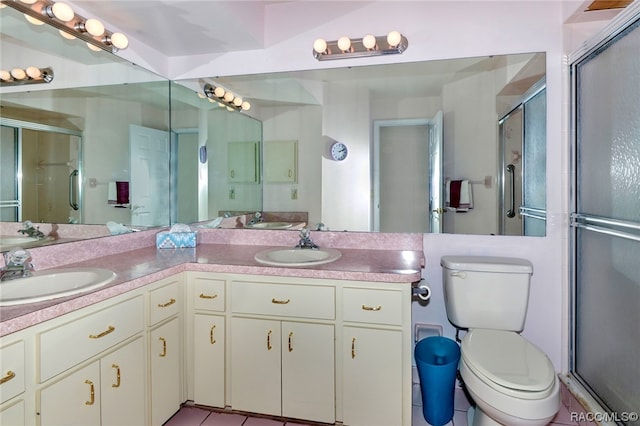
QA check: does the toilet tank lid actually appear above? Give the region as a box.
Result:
[440,256,533,274]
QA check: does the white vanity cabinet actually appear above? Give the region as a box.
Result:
[188,273,226,408]
[230,279,336,424]
[0,339,26,426]
[37,295,146,426]
[147,275,184,426]
[341,285,411,426]
[39,337,145,426]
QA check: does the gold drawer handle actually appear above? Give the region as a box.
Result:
[210,325,217,344]
[0,370,16,385]
[267,330,273,351]
[199,293,218,300]
[89,325,115,339]
[361,304,382,311]
[351,337,356,359]
[159,337,167,357]
[85,380,95,405]
[157,298,176,308]
[271,298,290,304]
[112,364,121,388]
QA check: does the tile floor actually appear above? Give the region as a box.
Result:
[164,383,584,426]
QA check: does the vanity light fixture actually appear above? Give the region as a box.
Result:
[312,30,408,61]
[203,83,251,112]
[0,66,54,86]
[3,0,129,53]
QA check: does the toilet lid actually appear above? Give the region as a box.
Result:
[461,329,555,392]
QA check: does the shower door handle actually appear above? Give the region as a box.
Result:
[69,169,79,210]
[506,164,516,218]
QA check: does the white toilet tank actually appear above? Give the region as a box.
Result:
[441,256,533,332]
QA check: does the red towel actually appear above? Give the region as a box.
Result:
[449,180,462,208]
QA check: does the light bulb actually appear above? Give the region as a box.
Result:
[51,2,74,22]
[11,68,27,80]
[24,14,45,25]
[337,36,351,52]
[387,31,402,48]
[109,32,129,49]
[241,101,251,111]
[26,66,42,79]
[362,34,377,50]
[223,92,234,103]
[0,70,11,81]
[213,86,225,98]
[59,29,76,40]
[313,38,327,54]
[233,97,243,107]
[86,42,102,52]
[19,0,38,4]
[84,18,105,36]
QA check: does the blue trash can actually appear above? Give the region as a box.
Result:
[414,336,461,426]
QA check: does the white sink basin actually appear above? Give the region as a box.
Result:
[0,236,53,250]
[246,222,293,229]
[0,268,116,306]
[255,247,342,267]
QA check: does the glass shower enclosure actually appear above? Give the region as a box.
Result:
[570,11,640,422]
[0,119,82,224]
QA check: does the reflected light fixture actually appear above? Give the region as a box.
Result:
[0,66,54,86]
[313,30,408,60]
[4,0,129,52]
[203,83,251,112]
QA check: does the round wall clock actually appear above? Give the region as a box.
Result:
[330,141,348,161]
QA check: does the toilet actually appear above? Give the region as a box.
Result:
[441,256,560,426]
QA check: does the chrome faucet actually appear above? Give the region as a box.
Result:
[17,221,46,239]
[296,228,319,249]
[247,212,263,226]
[0,248,35,281]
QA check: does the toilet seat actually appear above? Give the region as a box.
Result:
[461,329,556,400]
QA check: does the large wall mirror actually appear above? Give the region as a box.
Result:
[1,4,171,250]
[176,51,546,236]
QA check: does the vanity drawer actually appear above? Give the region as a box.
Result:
[343,288,403,326]
[193,277,225,312]
[0,340,25,404]
[39,296,144,382]
[232,281,335,320]
[149,278,181,325]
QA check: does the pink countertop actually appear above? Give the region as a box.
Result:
[0,229,424,337]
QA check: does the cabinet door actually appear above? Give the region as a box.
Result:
[230,317,281,416]
[281,321,334,423]
[40,362,101,426]
[101,337,145,426]
[150,317,181,426]
[228,142,259,183]
[264,140,297,183]
[193,314,225,407]
[342,327,403,426]
[0,400,24,426]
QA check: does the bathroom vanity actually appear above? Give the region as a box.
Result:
[0,229,423,426]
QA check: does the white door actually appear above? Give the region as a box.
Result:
[130,125,170,227]
[373,113,443,233]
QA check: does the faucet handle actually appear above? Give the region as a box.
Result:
[7,248,31,267]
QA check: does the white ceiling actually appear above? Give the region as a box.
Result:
[66,0,624,59]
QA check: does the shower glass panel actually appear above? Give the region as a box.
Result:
[522,89,546,237]
[572,15,640,420]
[0,125,19,221]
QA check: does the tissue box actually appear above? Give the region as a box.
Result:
[156,231,199,249]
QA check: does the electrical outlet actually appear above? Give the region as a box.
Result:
[291,188,298,200]
[229,188,235,199]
